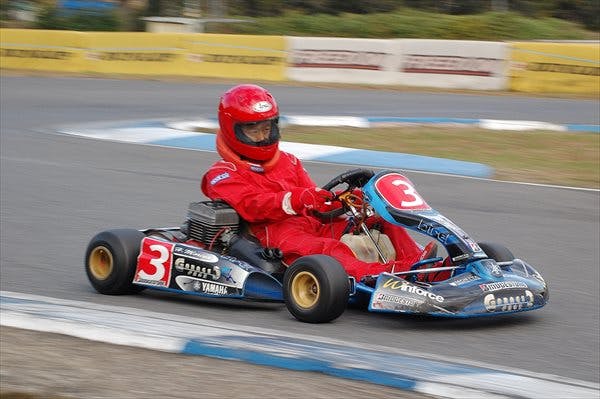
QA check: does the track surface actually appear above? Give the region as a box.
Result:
[2,327,427,399]
[1,76,598,383]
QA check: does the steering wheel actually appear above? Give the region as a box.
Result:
[321,168,375,191]
[313,168,375,220]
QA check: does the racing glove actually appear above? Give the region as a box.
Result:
[288,187,334,214]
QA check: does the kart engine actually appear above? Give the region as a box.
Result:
[183,201,240,246]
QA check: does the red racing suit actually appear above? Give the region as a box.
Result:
[201,151,423,281]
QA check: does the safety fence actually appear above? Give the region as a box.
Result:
[1,29,598,94]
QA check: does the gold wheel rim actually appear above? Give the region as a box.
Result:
[89,246,114,280]
[291,271,320,309]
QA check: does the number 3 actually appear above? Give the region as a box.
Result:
[138,244,168,280]
[392,179,424,207]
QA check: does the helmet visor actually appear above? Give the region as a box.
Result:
[234,118,280,147]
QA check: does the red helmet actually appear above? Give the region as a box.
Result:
[218,84,280,162]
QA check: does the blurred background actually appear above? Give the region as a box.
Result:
[1,0,598,38]
[1,1,599,398]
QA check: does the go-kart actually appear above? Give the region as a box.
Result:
[85,169,548,323]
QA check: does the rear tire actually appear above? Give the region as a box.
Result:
[283,255,349,323]
[478,242,514,262]
[85,229,146,295]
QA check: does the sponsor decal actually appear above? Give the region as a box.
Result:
[291,49,387,70]
[448,273,479,286]
[375,292,422,307]
[416,219,450,244]
[249,163,265,173]
[467,239,481,252]
[1,49,71,59]
[482,259,503,277]
[173,245,219,263]
[174,257,221,280]
[402,55,502,76]
[252,101,273,112]
[221,255,255,272]
[175,276,235,295]
[426,213,452,224]
[200,54,281,65]
[197,281,229,295]
[209,172,230,186]
[134,277,164,286]
[134,238,174,287]
[479,281,527,292]
[484,290,534,312]
[220,266,237,284]
[427,213,470,239]
[382,278,444,303]
[87,52,175,62]
[526,62,599,76]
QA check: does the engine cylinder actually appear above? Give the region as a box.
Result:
[185,201,239,246]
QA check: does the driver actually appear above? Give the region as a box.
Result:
[201,84,427,282]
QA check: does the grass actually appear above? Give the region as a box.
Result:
[278,125,599,188]
[221,9,596,40]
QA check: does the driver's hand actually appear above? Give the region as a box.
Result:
[290,187,334,213]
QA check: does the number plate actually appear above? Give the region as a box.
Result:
[374,173,431,211]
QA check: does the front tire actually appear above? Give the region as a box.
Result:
[85,229,146,295]
[478,242,515,262]
[283,255,350,323]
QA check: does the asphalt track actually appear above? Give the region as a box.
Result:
[1,76,599,385]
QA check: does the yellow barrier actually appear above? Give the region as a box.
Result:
[83,32,186,75]
[182,34,286,80]
[510,42,599,95]
[1,29,286,81]
[4,29,595,93]
[0,29,86,72]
